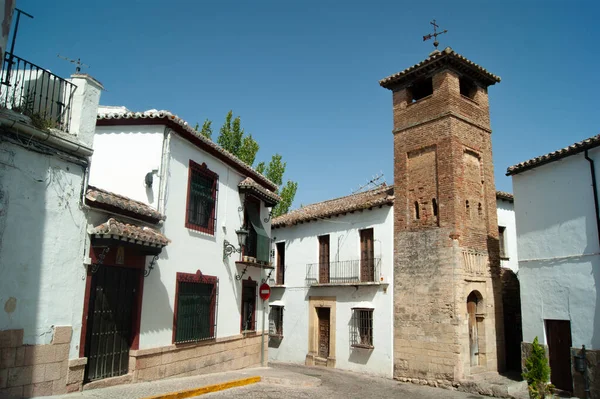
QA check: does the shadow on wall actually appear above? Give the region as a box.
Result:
[487,234,507,373]
[139,252,174,338]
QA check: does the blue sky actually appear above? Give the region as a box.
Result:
[12,0,600,208]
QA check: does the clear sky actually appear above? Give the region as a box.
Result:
[12,0,600,208]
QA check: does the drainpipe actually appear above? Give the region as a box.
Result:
[157,127,171,214]
[584,150,600,246]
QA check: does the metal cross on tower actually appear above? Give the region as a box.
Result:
[423,19,448,49]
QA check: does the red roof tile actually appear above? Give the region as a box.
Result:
[89,218,170,247]
[86,186,165,223]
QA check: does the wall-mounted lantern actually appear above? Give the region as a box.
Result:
[223,228,248,260]
[574,345,590,399]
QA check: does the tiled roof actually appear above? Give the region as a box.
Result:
[496,191,514,202]
[96,109,277,192]
[507,134,600,176]
[239,177,281,207]
[272,185,394,228]
[86,186,165,223]
[89,218,170,247]
[379,47,501,90]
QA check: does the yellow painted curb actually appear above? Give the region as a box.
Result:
[141,376,262,399]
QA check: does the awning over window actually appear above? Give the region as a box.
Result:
[89,218,170,254]
[269,300,284,307]
[247,205,270,263]
[351,301,375,310]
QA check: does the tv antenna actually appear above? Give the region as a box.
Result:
[57,54,89,73]
[352,172,386,194]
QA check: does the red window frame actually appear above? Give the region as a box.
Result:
[185,160,218,235]
[172,270,218,344]
[240,278,257,332]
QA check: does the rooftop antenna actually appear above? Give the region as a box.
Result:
[57,54,89,73]
[352,172,385,194]
[423,19,447,49]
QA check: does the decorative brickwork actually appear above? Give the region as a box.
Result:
[382,49,504,383]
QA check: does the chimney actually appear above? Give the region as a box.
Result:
[68,73,103,149]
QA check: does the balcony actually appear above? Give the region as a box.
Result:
[0,52,77,133]
[306,258,382,286]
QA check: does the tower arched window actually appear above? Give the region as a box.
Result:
[478,203,483,216]
[414,201,420,220]
[432,198,438,217]
[465,200,470,217]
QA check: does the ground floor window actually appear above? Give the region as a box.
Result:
[351,308,373,349]
[241,279,257,332]
[173,271,218,344]
[269,305,284,337]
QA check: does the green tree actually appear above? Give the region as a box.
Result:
[254,154,297,216]
[522,337,553,399]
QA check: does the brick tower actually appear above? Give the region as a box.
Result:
[380,47,505,383]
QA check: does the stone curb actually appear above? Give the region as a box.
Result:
[261,375,322,388]
[139,376,261,399]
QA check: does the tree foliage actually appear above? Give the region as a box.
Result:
[522,337,553,399]
[196,111,297,216]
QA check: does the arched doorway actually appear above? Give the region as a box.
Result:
[467,291,484,367]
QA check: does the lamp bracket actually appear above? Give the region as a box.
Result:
[235,265,248,280]
[144,255,159,277]
[262,269,274,283]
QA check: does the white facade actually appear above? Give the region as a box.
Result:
[496,197,518,272]
[268,206,394,377]
[511,146,600,350]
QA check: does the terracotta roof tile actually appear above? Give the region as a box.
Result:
[496,191,514,202]
[272,185,394,228]
[96,109,277,191]
[507,134,600,176]
[89,218,170,247]
[379,47,501,90]
[239,177,281,207]
[86,186,165,222]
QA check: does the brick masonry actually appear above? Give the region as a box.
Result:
[387,62,505,383]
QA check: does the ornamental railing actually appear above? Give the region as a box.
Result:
[306,258,381,285]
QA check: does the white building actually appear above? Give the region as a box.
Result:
[81,107,280,387]
[507,134,600,398]
[496,191,518,272]
[268,186,518,378]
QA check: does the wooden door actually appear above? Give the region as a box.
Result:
[467,294,479,366]
[318,235,330,283]
[276,242,285,285]
[546,320,573,392]
[360,229,374,282]
[85,265,138,382]
[317,307,330,358]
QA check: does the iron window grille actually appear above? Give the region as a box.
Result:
[241,279,257,332]
[269,306,283,338]
[185,161,218,235]
[350,308,374,349]
[173,272,218,344]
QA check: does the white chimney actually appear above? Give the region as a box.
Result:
[68,73,104,148]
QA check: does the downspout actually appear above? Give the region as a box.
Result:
[584,150,600,245]
[157,127,171,215]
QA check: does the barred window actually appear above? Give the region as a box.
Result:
[269,306,283,338]
[186,161,218,234]
[173,272,218,344]
[241,279,256,332]
[351,308,373,349]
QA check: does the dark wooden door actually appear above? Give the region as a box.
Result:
[85,265,138,382]
[360,228,374,282]
[276,242,285,285]
[318,235,330,283]
[467,294,479,366]
[317,307,330,358]
[546,320,573,392]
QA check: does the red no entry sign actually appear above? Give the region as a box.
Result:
[259,283,271,300]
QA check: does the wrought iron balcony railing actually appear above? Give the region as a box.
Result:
[0,52,77,132]
[306,258,381,285]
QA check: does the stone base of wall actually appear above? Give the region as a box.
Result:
[0,326,72,398]
[571,347,599,399]
[305,353,335,368]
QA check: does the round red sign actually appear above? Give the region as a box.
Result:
[259,283,271,301]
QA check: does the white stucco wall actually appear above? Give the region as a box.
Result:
[496,198,518,272]
[268,206,394,377]
[513,147,600,349]
[138,133,270,349]
[89,125,165,208]
[0,141,88,357]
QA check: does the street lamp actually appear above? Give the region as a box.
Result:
[223,228,248,260]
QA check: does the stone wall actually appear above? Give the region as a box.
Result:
[571,347,599,399]
[0,327,71,398]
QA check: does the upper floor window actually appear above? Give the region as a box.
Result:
[244,197,270,264]
[185,161,218,234]
[276,242,285,285]
[499,226,507,259]
[360,228,375,283]
[409,77,433,103]
[459,76,477,100]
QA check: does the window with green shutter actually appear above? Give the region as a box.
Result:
[173,272,218,344]
[186,161,218,234]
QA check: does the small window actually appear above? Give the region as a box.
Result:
[409,77,433,103]
[269,306,283,338]
[459,77,477,100]
[173,272,218,344]
[414,201,420,220]
[351,308,373,349]
[276,242,285,285]
[499,226,507,259]
[478,203,483,217]
[465,200,470,216]
[186,161,218,234]
[241,279,257,332]
[432,198,438,217]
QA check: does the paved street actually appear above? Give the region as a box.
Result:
[201,363,485,399]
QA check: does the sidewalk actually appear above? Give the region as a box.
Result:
[31,367,321,399]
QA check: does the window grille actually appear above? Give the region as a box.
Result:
[173,273,218,344]
[351,308,374,349]
[269,306,283,338]
[241,280,256,332]
[186,161,218,234]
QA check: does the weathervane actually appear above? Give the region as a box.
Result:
[57,54,89,73]
[423,19,447,49]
